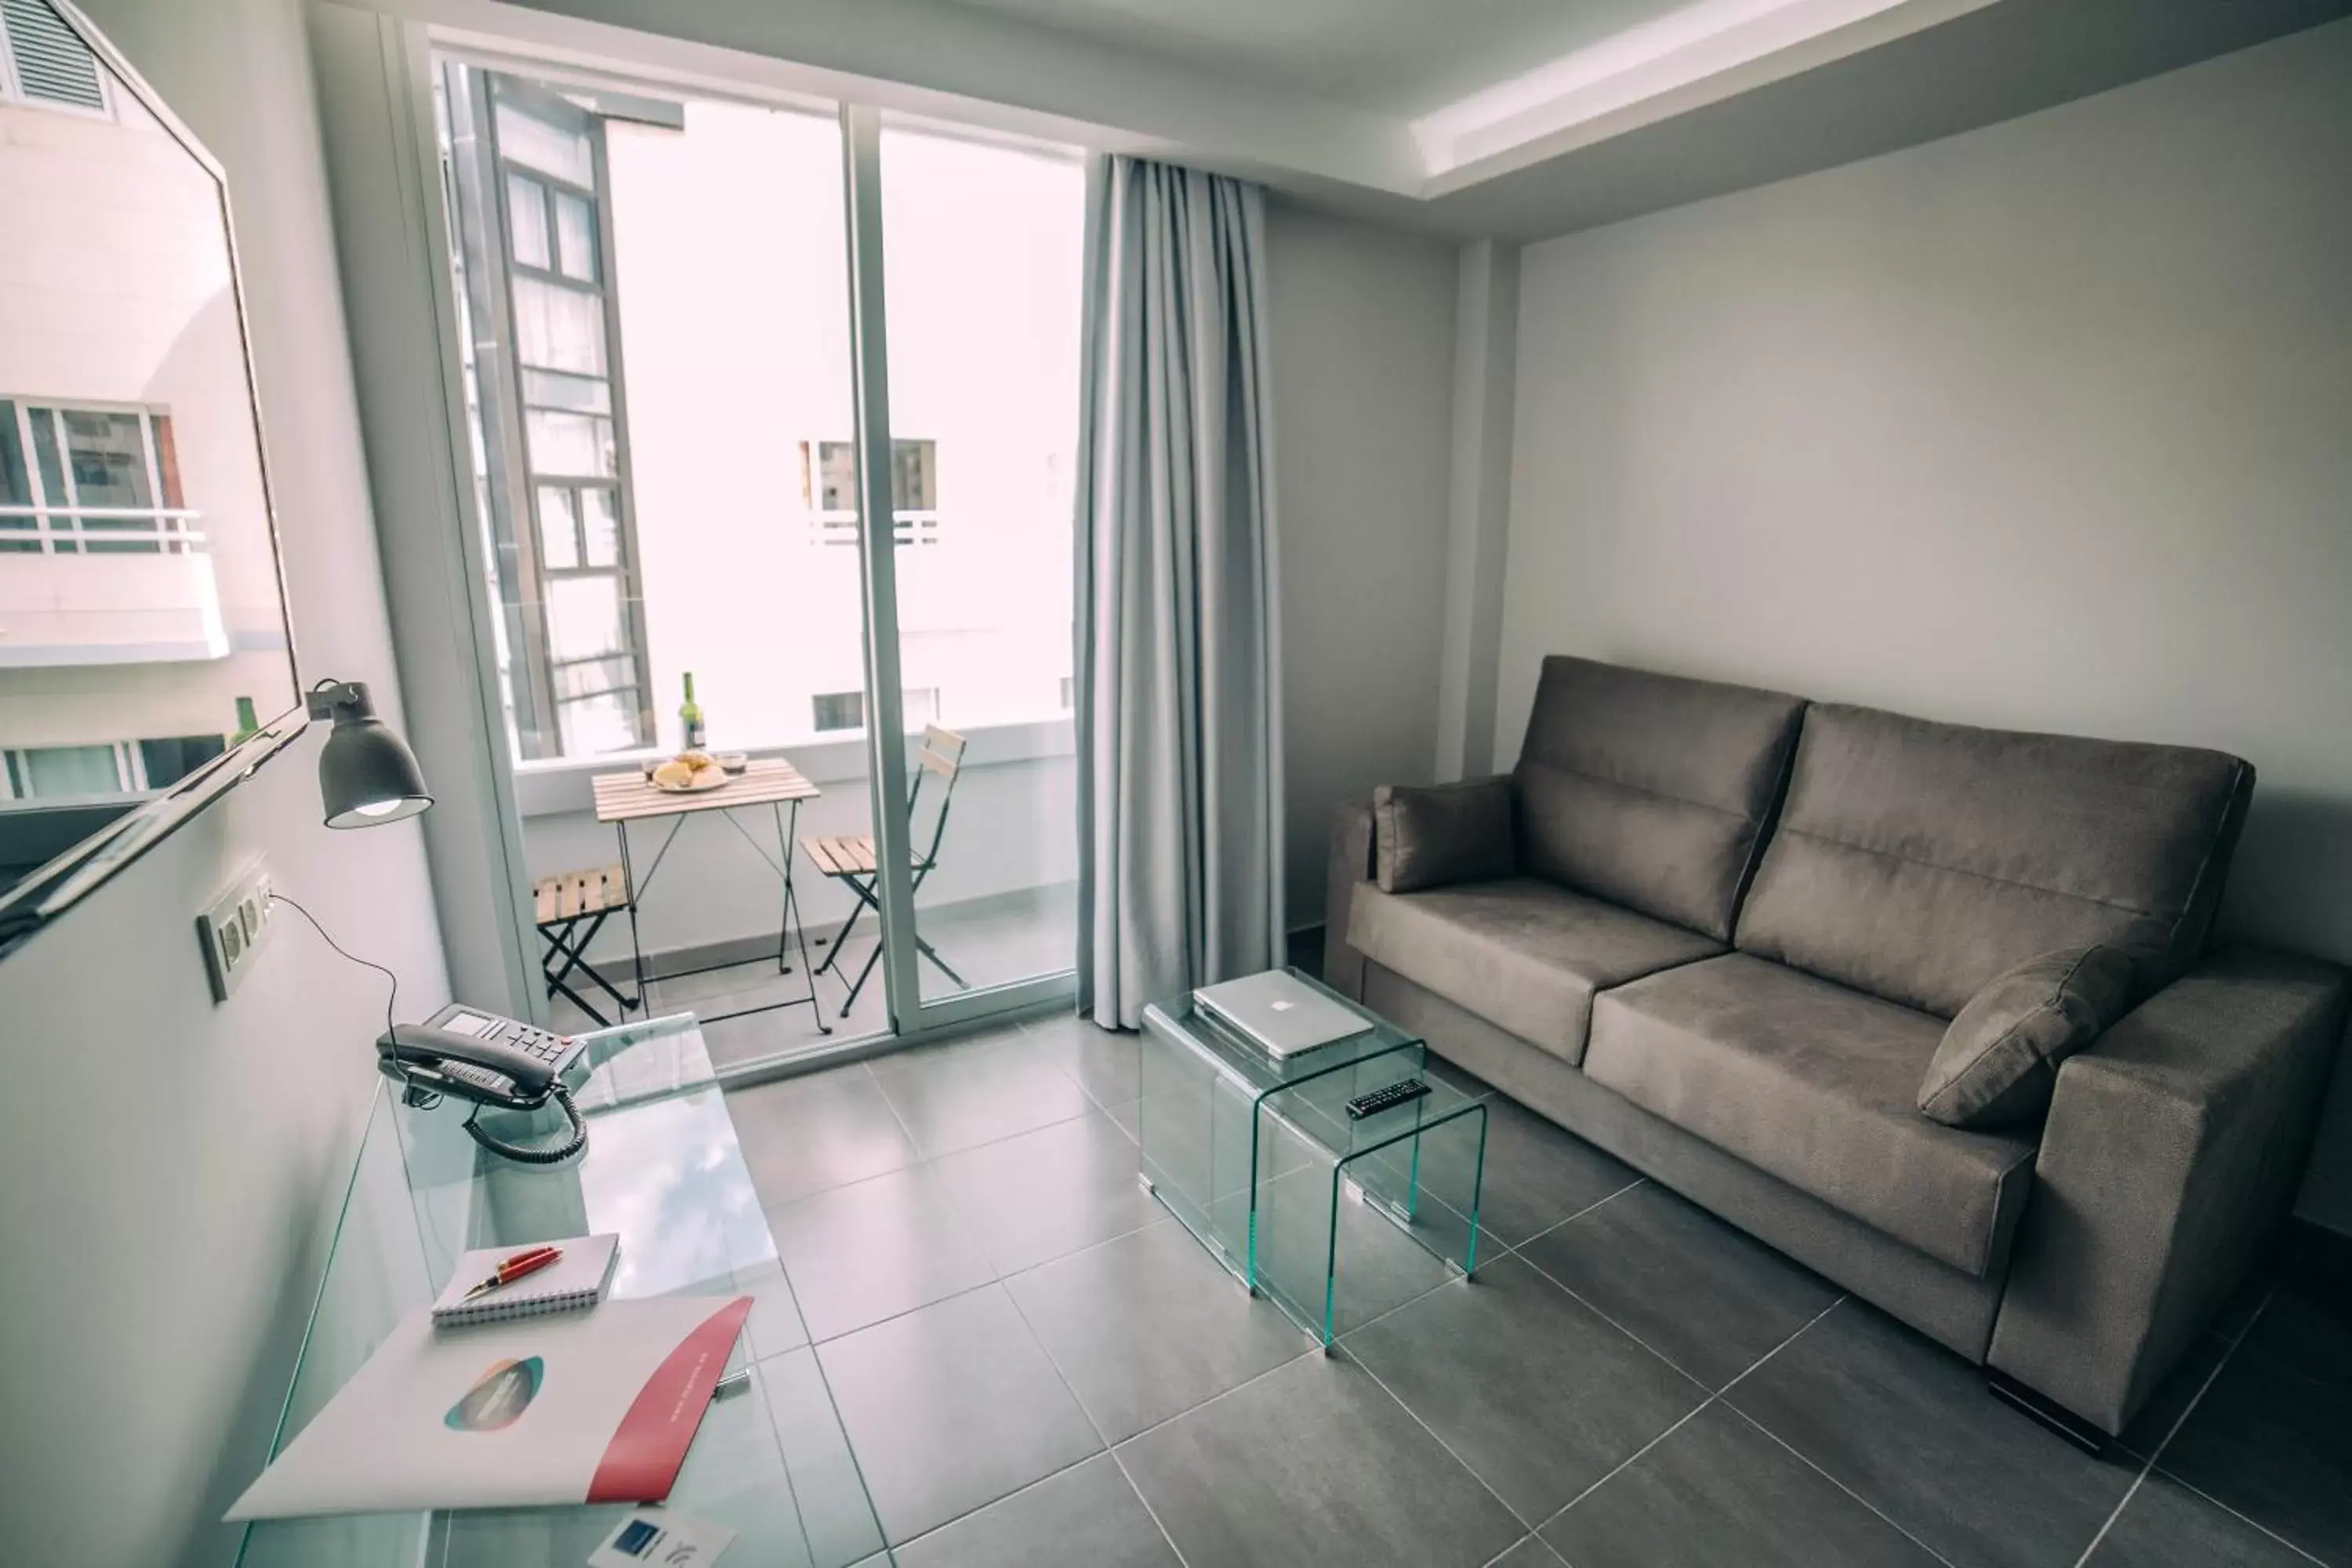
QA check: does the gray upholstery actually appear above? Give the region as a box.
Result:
[1348,877,1722,1064]
[1322,655,2343,1436]
[1991,949,2350,1432]
[1584,953,2037,1276]
[1374,777,1515,893]
[1919,945,2136,1129]
[1738,704,2252,1018]
[1362,962,2011,1359]
[1512,657,1804,941]
[1324,797,1375,1000]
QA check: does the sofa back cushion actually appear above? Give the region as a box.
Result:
[1512,657,1806,941]
[1737,704,2252,1018]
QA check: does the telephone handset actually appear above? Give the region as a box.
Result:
[376,1004,589,1164]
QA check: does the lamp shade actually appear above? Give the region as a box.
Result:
[307,681,433,829]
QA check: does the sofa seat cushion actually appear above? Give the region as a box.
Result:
[1585,953,2038,1276]
[1348,877,1723,1065]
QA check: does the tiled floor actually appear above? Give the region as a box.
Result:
[547,884,1078,1062]
[722,1016,2352,1567]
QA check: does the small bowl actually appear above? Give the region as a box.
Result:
[717,751,750,775]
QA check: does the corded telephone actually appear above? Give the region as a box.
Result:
[376,1003,590,1164]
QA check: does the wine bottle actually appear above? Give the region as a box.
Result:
[231,695,259,743]
[680,672,706,750]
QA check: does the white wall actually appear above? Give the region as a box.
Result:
[0,2,450,1565]
[1266,201,1457,929]
[1497,20,2352,1230]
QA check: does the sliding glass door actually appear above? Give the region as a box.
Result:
[865,115,1085,1026]
[438,59,1080,1056]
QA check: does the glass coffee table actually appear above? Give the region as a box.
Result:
[235,1014,891,1568]
[1137,968,1489,1345]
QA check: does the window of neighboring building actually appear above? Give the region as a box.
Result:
[0,399,194,554]
[0,732,223,800]
[801,437,938,546]
[811,687,940,734]
[0,0,109,115]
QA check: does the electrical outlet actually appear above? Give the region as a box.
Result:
[198,857,275,1002]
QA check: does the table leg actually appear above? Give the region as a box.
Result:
[617,819,647,1009]
[781,798,829,1034]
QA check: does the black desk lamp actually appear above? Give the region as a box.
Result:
[307,680,434,828]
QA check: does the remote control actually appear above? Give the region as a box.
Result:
[1346,1077,1432,1120]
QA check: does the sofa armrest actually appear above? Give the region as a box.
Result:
[1324,797,1376,1000]
[1990,946,2350,1432]
[1372,775,1515,894]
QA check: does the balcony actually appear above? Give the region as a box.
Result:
[524,717,1078,1060]
[0,509,227,666]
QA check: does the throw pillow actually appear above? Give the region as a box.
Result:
[1374,779,1515,894]
[1918,945,2137,1129]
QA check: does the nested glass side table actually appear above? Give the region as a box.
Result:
[1137,968,1489,1344]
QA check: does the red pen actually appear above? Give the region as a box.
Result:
[460,1244,563,1301]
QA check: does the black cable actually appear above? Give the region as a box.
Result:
[463,1083,588,1164]
[270,891,399,1042]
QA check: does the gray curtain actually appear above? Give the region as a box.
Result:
[1073,155,1286,1029]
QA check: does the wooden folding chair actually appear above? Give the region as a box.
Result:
[800,724,971,1018]
[533,863,639,1027]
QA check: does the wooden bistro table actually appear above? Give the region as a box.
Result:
[590,756,829,1032]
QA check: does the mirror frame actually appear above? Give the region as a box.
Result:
[0,0,307,956]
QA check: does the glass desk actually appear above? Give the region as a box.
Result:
[235,1014,891,1568]
[1138,969,1490,1344]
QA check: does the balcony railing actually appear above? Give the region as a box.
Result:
[809,509,942,547]
[0,506,209,555]
[0,510,227,666]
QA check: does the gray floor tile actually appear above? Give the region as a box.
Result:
[1544,1402,1942,1568]
[816,1284,1102,1545]
[728,1065,919,1208]
[1119,1352,1524,1568]
[766,1162,996,1341]
[2114,1333,2230,1461]
[893,1454,1178,1568]
[2087,1473,2319,1568]
[1728,1301,2134,1568]
[932,1111,1165,1276]
[1006,1221,1311,1442]
[1345,1254,1706,1521]
[1517,1180,1839,1388]
[757,1346,894,1568]
[1430,1094,1641,1250]
[1236,1160,1460,1338]
[2158,1290,2352,1564]
[871,1031,1093,1156]
[1024,1011,1142,1106]
[1488,1537,1567,1567]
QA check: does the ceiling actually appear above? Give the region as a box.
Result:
[504,0,2352,241]
[930,0,1696,118]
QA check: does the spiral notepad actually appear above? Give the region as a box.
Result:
[432,1234,620,1328]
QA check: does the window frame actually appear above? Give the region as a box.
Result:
[444,66,655,761]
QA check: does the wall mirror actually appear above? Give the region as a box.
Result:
[0,0,304,956]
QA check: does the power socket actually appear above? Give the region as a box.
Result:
[198,858,276,1002]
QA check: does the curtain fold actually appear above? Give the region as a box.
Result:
[1073,155,1286,1029]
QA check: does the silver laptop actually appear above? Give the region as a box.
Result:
[1192,971,1374,1060]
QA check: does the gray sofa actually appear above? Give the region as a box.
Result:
[1325,655,2349,1437]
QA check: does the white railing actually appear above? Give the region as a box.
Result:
[809,509,942,547]
[0,506,208,555]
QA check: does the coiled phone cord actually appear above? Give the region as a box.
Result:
[464,1083,588,1164]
